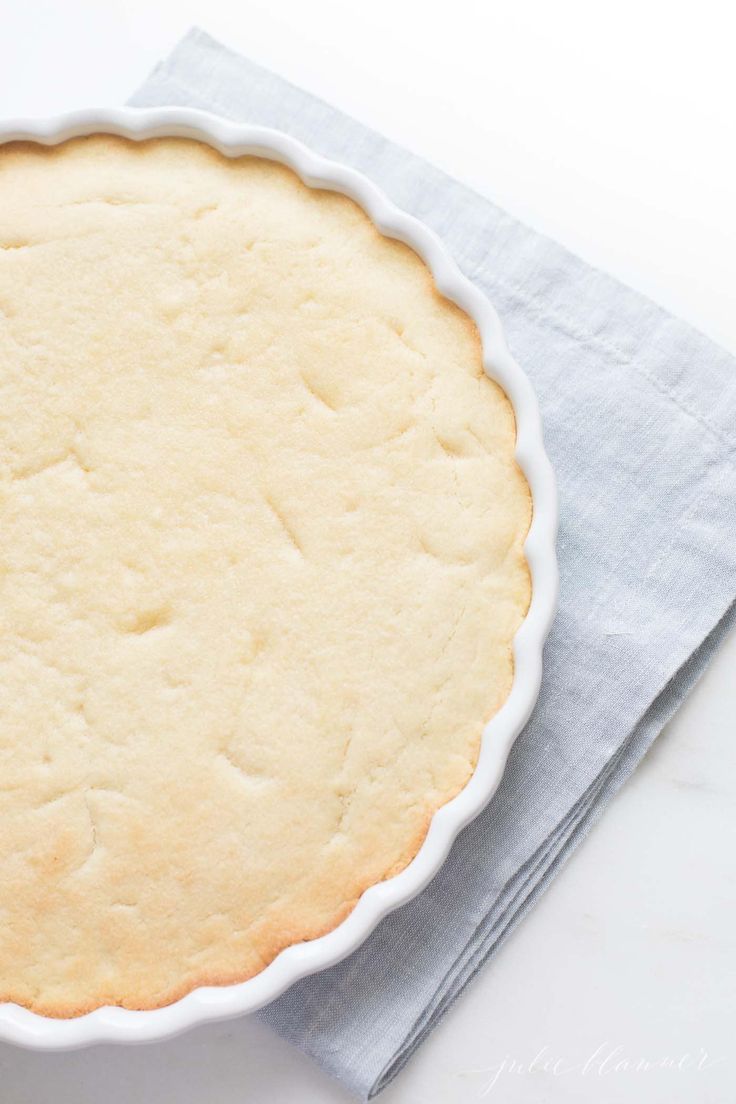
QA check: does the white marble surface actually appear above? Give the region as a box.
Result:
[1,2,735,1101]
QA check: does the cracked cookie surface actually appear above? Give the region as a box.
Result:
[0,135,531,1015]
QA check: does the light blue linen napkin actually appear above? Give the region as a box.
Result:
[131,29,736,1099]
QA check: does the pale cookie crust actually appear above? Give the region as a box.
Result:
[0,136,531,1016]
